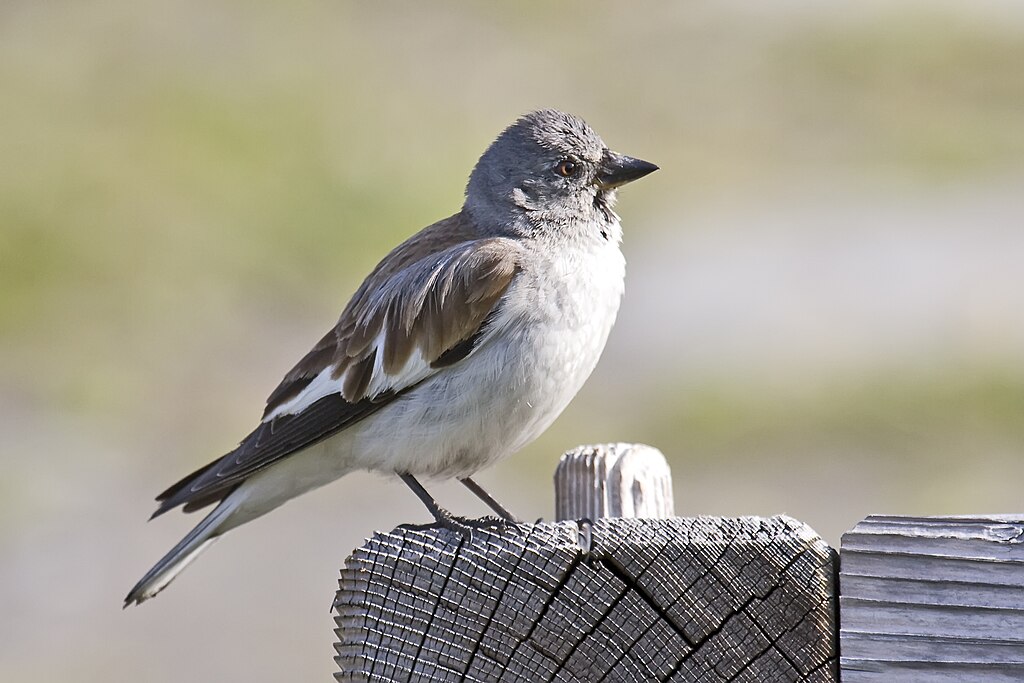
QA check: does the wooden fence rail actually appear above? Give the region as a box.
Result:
[840,514,1024,682]
[333,443,1024,682]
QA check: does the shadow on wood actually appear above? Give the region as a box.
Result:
[334,516,838,682]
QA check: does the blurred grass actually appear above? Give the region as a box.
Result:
[777,9,1024,179]
[633,366,1024,459]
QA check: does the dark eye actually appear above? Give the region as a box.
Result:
[555,160,578,178]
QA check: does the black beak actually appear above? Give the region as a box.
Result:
[594,151,658,190]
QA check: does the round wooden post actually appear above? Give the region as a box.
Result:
[554,442,674,521]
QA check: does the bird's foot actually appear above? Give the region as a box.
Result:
[455,514,520,530]
[458,476,521,523]
[397,514,520,540]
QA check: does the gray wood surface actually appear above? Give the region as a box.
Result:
[334,516,837,682]
[555,443,674,521]
[840,514,1024,682]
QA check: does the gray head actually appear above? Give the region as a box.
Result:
[465,110,657,237]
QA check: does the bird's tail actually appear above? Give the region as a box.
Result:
[124,496,239,607]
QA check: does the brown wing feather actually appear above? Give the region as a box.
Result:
[343,239,518,394]
[262,210,483,418]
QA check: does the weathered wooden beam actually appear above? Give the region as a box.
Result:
[334,519,838,681]
[333,443,837,681]
[555,442,674,521]
[840,514,1024,682]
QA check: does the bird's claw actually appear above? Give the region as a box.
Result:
[398,514,520,540]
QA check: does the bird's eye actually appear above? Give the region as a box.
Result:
[555,160,578,178]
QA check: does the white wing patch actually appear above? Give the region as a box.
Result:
[365,328,435,399]
[262,365,342,422]
[262,323,441,423]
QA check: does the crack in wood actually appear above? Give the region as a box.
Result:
[543,571,629,682]
[457,525,540,681]
[370,530,431,681]
[733,585,811,679]
[664,585,782,681]
[597,555,698,649]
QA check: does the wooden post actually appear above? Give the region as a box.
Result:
[555,442,674,520]
[333,444,839,682]
[840,514,1024,682]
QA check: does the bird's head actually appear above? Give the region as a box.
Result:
[465,109,657,238]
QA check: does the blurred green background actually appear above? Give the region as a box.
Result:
[2,1,1023,680]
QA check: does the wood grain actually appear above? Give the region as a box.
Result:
[840,514,1024,682]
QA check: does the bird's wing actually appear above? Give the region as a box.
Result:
[153,221,521,516]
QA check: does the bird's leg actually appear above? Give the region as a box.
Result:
[399,473,458,525]
[459,476,520,523]
[399,473,475,537]
[398,474,514,537]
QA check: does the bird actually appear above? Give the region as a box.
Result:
[125,109,657,606]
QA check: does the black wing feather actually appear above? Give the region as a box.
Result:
[152,388,407,517]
